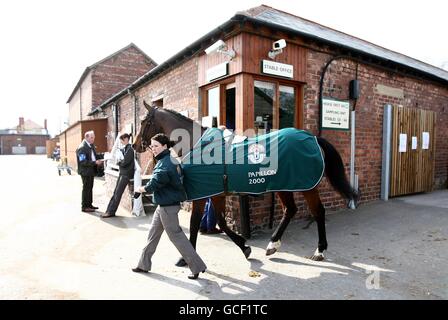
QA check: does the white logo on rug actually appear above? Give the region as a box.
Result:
[248,143,266,164]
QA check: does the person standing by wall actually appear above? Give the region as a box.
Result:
[76,131,103,213]
[101,133,135,218]
[132,133,207,280]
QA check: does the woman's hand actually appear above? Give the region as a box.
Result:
[138,186,146,193]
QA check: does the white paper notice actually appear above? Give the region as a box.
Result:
[412,137,417,150]
[422,132,430,150]
[399,134,407,152]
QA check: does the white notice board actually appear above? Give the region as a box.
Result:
[321,98,350,130]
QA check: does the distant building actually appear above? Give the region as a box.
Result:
[66,43,157,126]
[0,117,50,155]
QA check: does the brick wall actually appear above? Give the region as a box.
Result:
[242,46,448,230]
[0,134,49,154]
[91,46,157,109]
[68,71,93,125]
[105,170,133,212]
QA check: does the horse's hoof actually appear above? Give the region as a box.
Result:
[309,248,325,261]
[243,246,252,259]
[265,240,281,256]
[310,254,325,261]
[175,258,188,267]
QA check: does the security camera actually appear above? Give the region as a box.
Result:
[273,39,286,50]
[268,39,286,59]
[205,40,227,55]
[205,39,236,59]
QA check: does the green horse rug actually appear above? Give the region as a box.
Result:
[181,127,325,201]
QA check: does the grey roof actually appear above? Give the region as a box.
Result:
[240,5,448,82]
[90,5,448,115]
[66,43,157,103]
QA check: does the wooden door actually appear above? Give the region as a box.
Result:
[390,106,436,197]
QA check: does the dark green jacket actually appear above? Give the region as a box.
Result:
[144,149,186,206]
[118,144,135,179]
[76,140,98,176]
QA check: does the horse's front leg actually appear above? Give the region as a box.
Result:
[303,189,327,261]
[175,199,205,267]
[212,195,252,259]
[266,192,297,256]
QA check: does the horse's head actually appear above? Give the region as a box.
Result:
[133,100,163,153]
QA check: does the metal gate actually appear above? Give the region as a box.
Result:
[35,146,46,154]
[389,105,436,197]
[12,146,27,154]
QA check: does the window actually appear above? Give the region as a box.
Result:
[207,86,220,125]
[253,80,298,135]
[279,85,295,129]
[254,80,275,135]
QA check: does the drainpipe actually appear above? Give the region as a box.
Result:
[128,89,138,141]
[112,103,119,139]
[349,64,359,209]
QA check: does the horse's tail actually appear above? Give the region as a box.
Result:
[316,137,359,202]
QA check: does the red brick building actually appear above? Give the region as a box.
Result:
[87,5,448,233]
[0,117,50,155]
[60,43,157,170]
[66,43,157,126]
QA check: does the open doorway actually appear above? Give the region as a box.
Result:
[225,85,236,130]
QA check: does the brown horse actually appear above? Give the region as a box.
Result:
[133,101,358,264]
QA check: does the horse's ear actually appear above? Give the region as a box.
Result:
[143,100,152,111]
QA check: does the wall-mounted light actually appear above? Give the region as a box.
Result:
[268,39,286,59]
[205,39,236,60]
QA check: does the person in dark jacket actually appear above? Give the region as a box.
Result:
[76,130,104,213]
[132,133,207,280]
[101,133,135,218]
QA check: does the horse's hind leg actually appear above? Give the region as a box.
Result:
[212,196,252,259]
[175,198,205,267]
[303,189,327,261]
[266,192,297,256]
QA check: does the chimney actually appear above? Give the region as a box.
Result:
[44,119,47,130]
[19,117,24,130]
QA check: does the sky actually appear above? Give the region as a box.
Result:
[0,0,447,137]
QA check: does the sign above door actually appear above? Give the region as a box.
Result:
[261,60,294,79]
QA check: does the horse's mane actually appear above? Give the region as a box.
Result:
[161,108,203,129]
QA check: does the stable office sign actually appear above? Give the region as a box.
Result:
[321,98,350,130]
[261,60,293,78]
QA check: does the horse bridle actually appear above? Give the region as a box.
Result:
[140,106,158,150]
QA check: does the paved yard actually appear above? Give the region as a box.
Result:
[0,155,447,299]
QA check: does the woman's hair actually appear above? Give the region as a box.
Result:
[151,133,175,148]
[119,133,131,141]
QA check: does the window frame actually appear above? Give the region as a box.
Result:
[252,75,304,130]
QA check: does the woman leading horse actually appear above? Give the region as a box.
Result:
[133,101,358,263]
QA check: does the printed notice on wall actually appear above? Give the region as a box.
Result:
[422,132,430,150]
[321,98,350,130]
[399,134,407,152]
[412,136,418,150]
